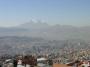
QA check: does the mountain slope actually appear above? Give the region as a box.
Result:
[0,21,90,40]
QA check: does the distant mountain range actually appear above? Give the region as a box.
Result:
[0,21,90,55]
[0,21,90,40]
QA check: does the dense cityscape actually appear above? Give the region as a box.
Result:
[0,0,90,67]
[0,36,90,67]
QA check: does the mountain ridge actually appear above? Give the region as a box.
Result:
[0,21,90,40]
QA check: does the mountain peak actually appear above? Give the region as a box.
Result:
[19,20,49,29]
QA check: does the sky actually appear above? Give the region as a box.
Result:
[0,0,90,27]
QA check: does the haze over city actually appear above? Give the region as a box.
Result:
[0,0,90,67]
[0,0,90,27]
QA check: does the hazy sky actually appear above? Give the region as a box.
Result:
[0,0,90,27]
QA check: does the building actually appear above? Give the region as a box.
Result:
[53,63,71,67]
